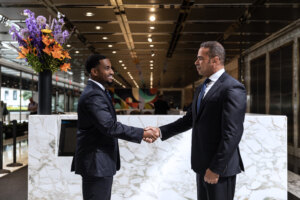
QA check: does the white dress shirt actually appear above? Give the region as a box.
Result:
[203,68,225,97]
[89,78,105,91]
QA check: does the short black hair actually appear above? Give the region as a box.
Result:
[85,54,107,74]
[200,41,225,65]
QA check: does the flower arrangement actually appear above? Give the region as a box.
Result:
[9,9,71,73]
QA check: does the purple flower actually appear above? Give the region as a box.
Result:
[54,33,64,44]
[36,16,47,27]
[23,9,34,18]
[20,28,30,38]
[25,16,38,38]
[62,30,69,40]
[58,18,64,25]
[9,26,27,47]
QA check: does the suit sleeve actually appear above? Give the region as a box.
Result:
[209,84,247,174]
[160,104,193,141]
[85,93,143,143]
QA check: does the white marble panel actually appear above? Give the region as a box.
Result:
[28,114,287,200]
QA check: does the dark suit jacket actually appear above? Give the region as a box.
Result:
[71,80,144,177]
[160,72,246,177]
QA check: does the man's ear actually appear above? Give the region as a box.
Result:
[90,68,97,76]
[212,56,220,64]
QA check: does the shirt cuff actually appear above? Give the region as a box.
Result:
[159,128,162,139]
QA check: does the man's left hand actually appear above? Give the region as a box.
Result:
[204,168,219,184]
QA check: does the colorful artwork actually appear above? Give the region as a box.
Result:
[108,88,158,109]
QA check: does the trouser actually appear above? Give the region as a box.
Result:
[82,175,113,200]
[196,173,236,200]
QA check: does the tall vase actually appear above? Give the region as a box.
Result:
[38,69,52,115]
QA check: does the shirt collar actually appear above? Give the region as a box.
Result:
[208,68,225,82]
[89,78,105,91]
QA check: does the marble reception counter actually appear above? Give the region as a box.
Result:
[28,114,287,200]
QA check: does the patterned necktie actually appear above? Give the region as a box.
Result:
[197,78,211,113]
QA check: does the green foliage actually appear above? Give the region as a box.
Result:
[22,91,32,100]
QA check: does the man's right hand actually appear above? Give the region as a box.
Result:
[143,127,160,143]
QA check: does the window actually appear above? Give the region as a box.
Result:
[13,90,17,100]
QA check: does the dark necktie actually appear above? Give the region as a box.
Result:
[105,89,112,101]
[197,78,211,113]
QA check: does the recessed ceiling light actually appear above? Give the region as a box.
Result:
[150,60,153,63]
[75,51,80,54]
[119,60,123,63]
[148,34,152,37]
[150,67,154,69]
[150,64,153,66]
[150,8,155,12]
[150,26,155,30]
[86,12,94,17]
[95,26,102,30]
[66,44,71,47]
[151,53,155,57]
[148,38,152,42]
[108,44,113,48]
[150,44,154,47]
[102,37,108,40]
[121,64,125,66]
[124,67,127,70]
[112,51,116,54]
[149,15,156,22]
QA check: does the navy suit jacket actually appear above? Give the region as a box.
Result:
[160,72,246,177]
[71,80,143,177]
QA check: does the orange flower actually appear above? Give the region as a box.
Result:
[20,46,30,55]
[63,51,71,59]
[42,35,55,46]
[43,46,52,55]
[60,63,71,72]
[17,52,26,59]
[32,47,37,56]
[52,44,64,59]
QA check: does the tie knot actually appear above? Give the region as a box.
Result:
[204,78,211,85]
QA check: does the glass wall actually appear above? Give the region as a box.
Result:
[250,55,266,114]
[269,43,293,144]
[57,82,65,112]
[0,65,82,123]
[1,67,22,122]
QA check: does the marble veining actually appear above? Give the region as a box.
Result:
[28,114,287,200]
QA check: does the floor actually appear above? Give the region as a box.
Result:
[0,166,27,200]
[0,139,300,199]
[0,139,28,178]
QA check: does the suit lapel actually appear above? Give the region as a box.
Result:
[88,81,116,117]
[196,72,228,119]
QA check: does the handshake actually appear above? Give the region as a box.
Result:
[143,127,160,143]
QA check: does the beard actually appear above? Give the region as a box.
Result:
[106,81,113,86]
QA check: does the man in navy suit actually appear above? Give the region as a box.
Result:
[145,41,247,200]
[71,54,158,200]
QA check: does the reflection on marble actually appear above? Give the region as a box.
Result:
[28,114,287,200]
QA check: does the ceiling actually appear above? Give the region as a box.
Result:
[0,0,300,88]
